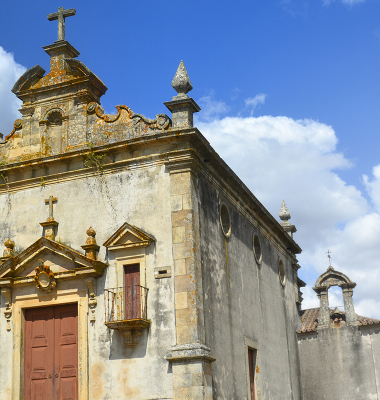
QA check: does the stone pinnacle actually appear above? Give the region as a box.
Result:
[172,60,193,97]
[279,200,291,222]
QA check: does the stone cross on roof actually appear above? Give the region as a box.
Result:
[326,249,332,266]
[45,196,58,222]
[47,7,76,41]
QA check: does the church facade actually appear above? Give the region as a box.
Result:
[0,7,378,400]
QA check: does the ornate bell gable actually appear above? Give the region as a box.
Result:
[313,266,358,328]
[0,35,170,164]
[314,266,355,290]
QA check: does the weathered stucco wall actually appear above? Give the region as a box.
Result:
[197,173,303,400]
[298,324,380,400]
[0,165,176,400]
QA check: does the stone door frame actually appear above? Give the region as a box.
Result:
[12,289,89,400]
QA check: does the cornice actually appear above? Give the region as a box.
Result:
[0,128,301,260]
[165,149,299,261]
[0,266,106,288]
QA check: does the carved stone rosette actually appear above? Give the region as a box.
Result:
[34,260,56,293]
[1,287,12,331]
[85,277,97,322]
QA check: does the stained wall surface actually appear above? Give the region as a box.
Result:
[0,165,176,400]
[197,173,303,400]
[298,325,380,400]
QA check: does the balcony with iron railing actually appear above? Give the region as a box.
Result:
[104,285,150,346]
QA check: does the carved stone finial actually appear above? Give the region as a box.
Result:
[172,60,193,99]
[332,307,340,314]
[279,200,296,238]
[279,200,291,223]
[86,227,96,244]
[164,61,200,129]
[3,238,15,258]
[82,227,99,260]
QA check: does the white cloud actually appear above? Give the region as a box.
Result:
[195,109,380,318]
[363,165,380,212]
[245,94,267,116]
[197,95,229,122]
[0,47,25,138]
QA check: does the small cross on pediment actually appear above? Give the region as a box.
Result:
[47,7,76,41]
[45,196,58,221]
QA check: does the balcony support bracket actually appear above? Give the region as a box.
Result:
[105,319,151,347]
[120,328,142,347]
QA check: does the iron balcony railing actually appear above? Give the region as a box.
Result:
[104,285,148,325]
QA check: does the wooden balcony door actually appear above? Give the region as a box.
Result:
[24,304,78,400]
[124,264,141,319]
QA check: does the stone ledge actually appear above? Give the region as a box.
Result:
[166,343,216,363]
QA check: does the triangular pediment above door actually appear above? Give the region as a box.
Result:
[0,237,107,287]
[103,222,155,250]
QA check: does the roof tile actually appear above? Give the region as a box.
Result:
[297,308,380,334]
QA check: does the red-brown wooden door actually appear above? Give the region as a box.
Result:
[54,305,78,400]
[124,264,141,319]
[24,304,78,400]
[24,307,55,400]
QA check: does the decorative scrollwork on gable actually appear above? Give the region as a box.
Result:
[87,102,171,130]
[5,119,23,141]
[131,113,171,130]
[87,102,132,122]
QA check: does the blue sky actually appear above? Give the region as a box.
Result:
[2,1,379,185]
[1,1,380,315]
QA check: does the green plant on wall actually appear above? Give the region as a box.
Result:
[0,160,8,185]
[0,159,10,196]
[84,143,107,173]
[0,172,8,185]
